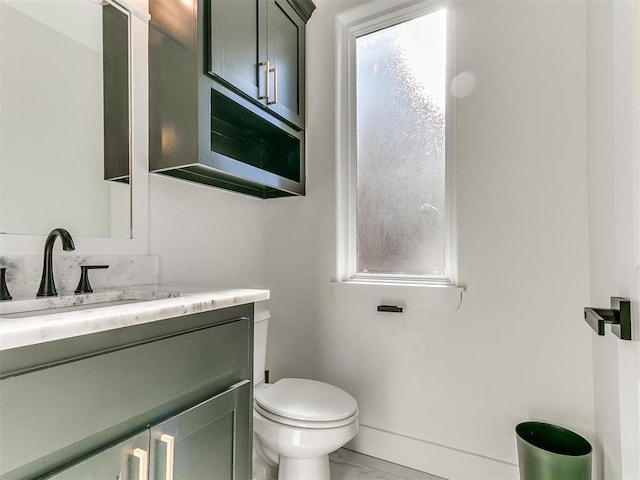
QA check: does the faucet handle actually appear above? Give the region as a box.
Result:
[0,268,12,301]
[75,265,109,294]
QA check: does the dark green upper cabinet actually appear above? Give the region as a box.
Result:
[149,0,314,198]
[208,0,306,129]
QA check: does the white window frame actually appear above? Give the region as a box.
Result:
[335,0,458,288]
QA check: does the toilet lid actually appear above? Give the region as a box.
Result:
[255,378,358,422]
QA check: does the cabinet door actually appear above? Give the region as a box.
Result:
[209,0,267,101]
[149,380,252,480]
[265,0,305,127]
[42,431,150,480]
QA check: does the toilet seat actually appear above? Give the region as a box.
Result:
[255,378,358,428]
[255,404,359,429]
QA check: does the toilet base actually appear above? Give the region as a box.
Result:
[278,454,330,480]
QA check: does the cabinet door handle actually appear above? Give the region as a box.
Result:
[259,60,270,100]
[268,66,278,105]
[132,448,148,480]
[160,434,175,480]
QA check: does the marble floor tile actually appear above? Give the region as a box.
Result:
[329,449,447,480]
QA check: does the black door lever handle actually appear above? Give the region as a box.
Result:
[584,297,632,341]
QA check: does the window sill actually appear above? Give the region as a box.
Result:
[330,280,464,311]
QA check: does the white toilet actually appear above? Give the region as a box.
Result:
[253,308,359,480]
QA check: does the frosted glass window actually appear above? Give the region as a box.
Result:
[355,8,447,277]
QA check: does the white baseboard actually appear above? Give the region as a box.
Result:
[345,424,519,480]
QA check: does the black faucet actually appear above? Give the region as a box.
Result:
[37,228,75,297]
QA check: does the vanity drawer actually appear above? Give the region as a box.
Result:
[0,313,252,480]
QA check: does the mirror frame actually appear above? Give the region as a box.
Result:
[0,0,150,256]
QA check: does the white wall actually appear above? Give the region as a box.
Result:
[265,1,595,478]
[148,174,267,288]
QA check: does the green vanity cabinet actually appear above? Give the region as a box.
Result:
[149,0,315,198]
[0,304,254,480]
[42,382,251,480]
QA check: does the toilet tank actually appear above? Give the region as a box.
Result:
[254,304,270,385]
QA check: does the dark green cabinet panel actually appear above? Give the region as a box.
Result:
[150,381,251,480]
[209,0,265,101]
[264,0,305,127]
[42,431,150,480]
[41,382,251,480]
[102,2,130,183]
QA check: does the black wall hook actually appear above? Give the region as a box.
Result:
[584,297,632,341]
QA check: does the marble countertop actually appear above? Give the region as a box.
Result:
[0,285,270,351]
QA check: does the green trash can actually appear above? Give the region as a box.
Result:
[516,422,592,480]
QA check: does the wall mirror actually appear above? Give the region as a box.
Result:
[0,0,132,239]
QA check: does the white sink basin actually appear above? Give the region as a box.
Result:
[0,290,179,319]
